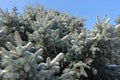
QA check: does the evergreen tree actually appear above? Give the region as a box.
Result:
[0,5,119,80]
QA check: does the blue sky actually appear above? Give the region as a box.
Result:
[0,0,120,30]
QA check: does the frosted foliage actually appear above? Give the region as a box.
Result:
[0,5,120,80]
[0,31,64,80]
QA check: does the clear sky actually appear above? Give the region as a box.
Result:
[0,0,120,30]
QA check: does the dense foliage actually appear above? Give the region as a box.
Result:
[0,5,120,80]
